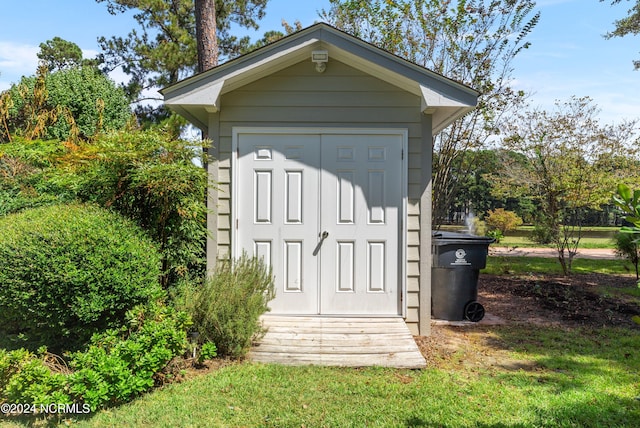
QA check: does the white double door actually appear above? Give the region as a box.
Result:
[236,130,404,315]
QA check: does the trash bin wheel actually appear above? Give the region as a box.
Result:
[464,301,485,322]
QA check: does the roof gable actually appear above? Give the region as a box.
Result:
[161,22,478,132]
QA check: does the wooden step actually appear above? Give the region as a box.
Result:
[249,315,426,369]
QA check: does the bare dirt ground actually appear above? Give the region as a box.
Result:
[416,273,640,369]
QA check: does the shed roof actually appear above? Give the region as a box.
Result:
[161,22,478,133]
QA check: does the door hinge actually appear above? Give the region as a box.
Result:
[236,219,239,229]
[401,149,404,160]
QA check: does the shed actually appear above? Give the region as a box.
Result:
[162,23,478,337]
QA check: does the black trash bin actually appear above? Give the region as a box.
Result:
[431,231,494,322]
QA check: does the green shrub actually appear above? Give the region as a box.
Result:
[0,138,74,215]
[68,304,190,410]
[0,304,190,411]
[0,203,163,350]
[614,231,640,279]
[67,130,210,287]
[486,229,504,243]
[485,208,523,235]
[183,254,275,358]
[0,348,71,406]
[197,342,218,363]
[4,66,131,141]
[0,132,210,287]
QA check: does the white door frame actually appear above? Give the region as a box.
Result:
[231,127,408,317]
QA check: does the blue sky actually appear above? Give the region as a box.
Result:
[0,0,639,125]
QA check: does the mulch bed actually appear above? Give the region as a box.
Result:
[478,273,640,328]
[416,273,640,369]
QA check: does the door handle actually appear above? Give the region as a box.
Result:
[313,231,329,256]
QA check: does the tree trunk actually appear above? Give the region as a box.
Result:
[195,0,218,73]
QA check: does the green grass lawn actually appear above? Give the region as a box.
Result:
[445,225,620,249]
[495,235,616,249]
[3,325,638,427]
[483,256,633,275]
[3,237,639,428]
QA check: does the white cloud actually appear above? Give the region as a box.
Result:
[0,41,39,90]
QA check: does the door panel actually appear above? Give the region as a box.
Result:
[237,134,320,314]
[320,134,402,314]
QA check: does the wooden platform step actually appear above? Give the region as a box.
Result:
[249,315,426,369]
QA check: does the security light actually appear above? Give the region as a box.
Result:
[311,50,329,73]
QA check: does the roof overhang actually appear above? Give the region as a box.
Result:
[161,23,478,133]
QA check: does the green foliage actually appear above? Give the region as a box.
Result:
[197,342,218,363]
[0,138,75,215]
[0,203,163,350]
[38,37,85,71]
[497,96,640,274]
[603,0,640,69]
[67,304,190,410]
[0,348,71,407]
[614,231,640,279]
[613,183,640,226]
[182,254,275,358]
[0,130,210,287]
[486,229,504,243]
[96,0,268,103]
[485,208,523,235]
[613,183,640,284]
[530,216,557,245]
[3,65,130,142]
[321,0,539,226]
[0,304,190,411]
[64,129,210,286]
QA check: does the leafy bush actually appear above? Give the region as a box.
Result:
[0,203,163,350]
[0,138,74,215]
[614,231,640,279]
[68,304,190,409]
[182,254,275,358]
[486,229,504,243]
[0,132,210,287]
[0,348,70,407]
[485,208,523,235]
[197,342,218,363]
[62,129,210,287]
[0,304,190,411]
[3,65,130,141]
[530,213,557,245]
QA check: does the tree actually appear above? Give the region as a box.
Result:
[95,0,269,105]
[195,0,219,72]
[37,37,84,71]
[497,96,640,274]
[2,65,131,142]
[321,0,540,227]
[601,0,640,69]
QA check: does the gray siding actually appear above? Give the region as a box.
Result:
[207,59,430,334]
